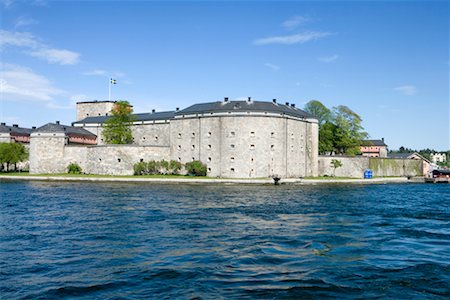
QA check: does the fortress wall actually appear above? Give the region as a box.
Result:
[29,134,67,174]
[76,102,115,121]
[170,115,317,178]
[131,123,170,146]
[85,145,170,175]
[369,158,422,177]
[318,156,369,178]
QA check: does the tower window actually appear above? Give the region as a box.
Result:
[250,144,255,150]
[230,131,235,137]
[250,131,255,137]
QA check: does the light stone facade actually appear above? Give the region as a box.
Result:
[30,100,320,178]
[76,101,116,121]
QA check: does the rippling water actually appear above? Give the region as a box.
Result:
[1,181,449,299]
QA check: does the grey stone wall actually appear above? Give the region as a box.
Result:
[30,133,67,174]
[169,114,318,178]
[318,156,369,178]
[369,158,422,177]
[76,102,115,121]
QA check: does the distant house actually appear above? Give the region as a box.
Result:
[388,152,432,176]
[360,138,388,158]
[430,153,447,164]
[0,123,35,144]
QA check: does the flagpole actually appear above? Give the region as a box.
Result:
[108,78,112,101]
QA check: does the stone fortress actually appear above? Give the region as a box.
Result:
[28,98,319,177]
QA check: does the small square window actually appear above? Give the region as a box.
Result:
[192,157,195,161]
[177,145,181,150]
[208,167,211,172]
[230,144,235,149]
[207,132,212,137]
[154,136,158,141]
[192,145,195,150]
[192,132,195,137]
[140,158,144,162]
[271,132,275,137]
[230,157,235,162]
[143,137,146,140]
[230,131,235,137]
[250,131,255,137]
[271,145,275,150]
[178,133,182,138]
[178,157,181,162]
[231,168,235,172]
[208,157,212,162]
[251,158,254,162]
[118,158,121,162]
[250,144,255,150]
[208,144,212,149]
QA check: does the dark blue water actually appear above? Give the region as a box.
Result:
[1,181,449,299]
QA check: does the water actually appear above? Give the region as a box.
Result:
[1,181,449,299]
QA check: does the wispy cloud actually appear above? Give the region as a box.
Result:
[264,63,280,71]
[282,16,309,30]
[253,31,331,46]
[83,69,125,78]
[14,16,38,28]
[318,54,339,63]
[0,63,64,101]
[394,85,417,96]
[0,29,80,65]
[29,48,79,65]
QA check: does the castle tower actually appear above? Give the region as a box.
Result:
[76,100,116,121]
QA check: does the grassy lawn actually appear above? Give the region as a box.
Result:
[303,176,361,180]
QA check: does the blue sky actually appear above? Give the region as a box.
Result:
[1,0,448,150]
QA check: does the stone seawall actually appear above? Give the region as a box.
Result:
[318,156,423,178]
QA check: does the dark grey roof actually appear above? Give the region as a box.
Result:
[34,123,96,137]
[362,139,387,147]
[0,124,33,135]
[72,111,175,125]
[176,100,315,119]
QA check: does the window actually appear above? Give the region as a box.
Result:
[192,132,195,137]
[178,157,181,162]
[178,133,182,138]
[230,157,235,162]
[192,157,195,161]
[207,132,212,137]
[230,131,235,137]
[99,158,102,162]
[177,145,181,150]
[250,131,255,137]
[140,158,144,162]
[230,144,235,149]
[118,158,121,162]
[251,158,254,162]
[231,168,235,172]
[208,157,212,162]
[208,167,211,172]
[192,145,195,150]
[154,136,158,141]
[208,144,212,149]
[271,132,275,138]
[250,144,255,150]
[143,137,146,140]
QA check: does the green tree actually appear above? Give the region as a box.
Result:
[185,160,207,176]
[319,122,336,155]
[330,159,343,177]
[0,142,28,172]
[304,100,331,127]
[102,101,135,144]
[168,160,182,175]
[332,105,368,155]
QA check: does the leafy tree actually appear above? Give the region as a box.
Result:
[168,160,182,175]
[330,159,343,177]
[332,105,368,155]
[102,101,135,144]
[304,100,331,127]
[319,122,336,155]
[0,142,28,172]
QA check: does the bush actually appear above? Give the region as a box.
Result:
[68,163,82,174]
[185,160,207,176]
[133,161,147,175]
[168,160,182,175]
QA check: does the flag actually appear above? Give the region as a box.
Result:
[110,78,117,85]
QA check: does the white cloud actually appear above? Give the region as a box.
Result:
[29,48,79,65]
[83,69,125,78]
[282,16,309,30]
[0,63,64,101]
[318,54,339,63]
[394,85,417,96]
[253,31,331,45]
[0,29,80,65]
[264,63,280,71]
[1,0,14,8]
[14,16,38,28]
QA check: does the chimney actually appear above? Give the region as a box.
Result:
[285,102,289,106]
[247,97,251,102]
[1,122,5,126]
[32,126,36,130]
[176,107,179,111]
[382,137,385,143]
[291,103,296,108]
[272,99,277,103]
[13,124,18,127]
[224,97,229,102]
[152,109,155,113]
[56,121,60,125]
